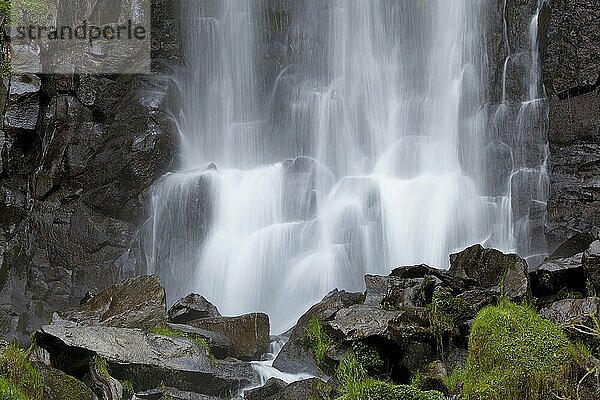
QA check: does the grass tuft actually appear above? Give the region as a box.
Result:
[0,342,44,400]
[336,353,444,400]
[305,318,334,366]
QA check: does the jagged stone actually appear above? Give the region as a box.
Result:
[449,244,529,299]
[244,378,288,400]
[583,241,600,292]
[188,313,270,361]
[529,254,586,298]
[35,317,259,398]
[168,294,221,324]
[540,297,600,328]
[60,275,168,329]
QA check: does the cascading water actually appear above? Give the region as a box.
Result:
[146,0,549,334]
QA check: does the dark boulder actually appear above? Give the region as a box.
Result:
[188,313,270,361]
[540,297,600,327]
[168,294,221,324]
[273,290,362,375]
[583,241,600,292]
[364,273,442,309]
[252,378,330,400]
[449,244,529,300]
[60,275,168,329]
[529,254,586,298]
[134,387,221,400]
[35,317,259,397]
[244,378,288,400]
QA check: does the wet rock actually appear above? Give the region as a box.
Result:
[60,275,168,329]
[583,241,600,292]
[273,290,362,375]
[259,378,330,400]
[244,378,288,400]
[540,297,600,327]
[3,74,41,133]
[168,294,221,324]
[134,387,220,400]
[449,244,530,299]
[35,317,259,397]
[529,254,586,298]
[390,264,472,292]
[166,323,233,359]
[364,273,442,309]
[550,233,597,260]
[188,313,270,361]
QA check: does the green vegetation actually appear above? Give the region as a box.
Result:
[0,376,29,400]
[351,342,384,370]
[427,287,470,351]
[42,365,94,400]
[91,355,110,382]
[305,318,334,366]
[0,343,44,400]
[148,326,212,354]
[335,353,444,400]
[0,0,48,25]
[122,379,135,397]
[461,300,580,400]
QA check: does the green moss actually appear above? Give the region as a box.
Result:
[443,366,465,396]
[43,365,95,400]
[557,288,584,300]
[336,354,444,400]
[462,300,580,400]
[0,376,29,400]
[0,343,44,400]
[148,326,212,354]
[305,318,334,366]
[351,342,383,370]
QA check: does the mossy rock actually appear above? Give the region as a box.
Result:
[461,300,580,400]
[40,365,95,400]
[337,380,445,400]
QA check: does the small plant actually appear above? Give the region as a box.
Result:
[91,355,111,382]
[557,288,584,300]
[305,318,334,366]
[122,379,135,396]
[443,366,465,395]
[335,353,444,400]
[0,342,44,400]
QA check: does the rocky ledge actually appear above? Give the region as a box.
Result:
[2,239,600,399]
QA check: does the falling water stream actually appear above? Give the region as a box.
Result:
[146,0,549,337]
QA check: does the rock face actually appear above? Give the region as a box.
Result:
[61,275,168,329]
[0,0,180,342]
[35,318,259,397]
[541,0,600,250]
[188,313,270,361]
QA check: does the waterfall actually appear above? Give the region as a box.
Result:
[146,0,549,334]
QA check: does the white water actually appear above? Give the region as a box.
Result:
[146,1,548,334]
